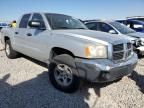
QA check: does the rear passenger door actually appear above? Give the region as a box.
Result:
[14,14,31,52]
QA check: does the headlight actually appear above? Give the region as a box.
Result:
[85,45,107,58]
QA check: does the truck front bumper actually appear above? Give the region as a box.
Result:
[75,53,138,82]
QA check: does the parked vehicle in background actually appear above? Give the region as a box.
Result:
[127,16,144,22]
[0,22,8,46]
[0,22,8,31]
[84,20,144,55]
[117,19,144,33]
[1,13,138,93]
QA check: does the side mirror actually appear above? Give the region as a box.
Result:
[109,30,117,34]
[28,21,41,28]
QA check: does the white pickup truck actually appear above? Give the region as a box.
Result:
[1,13,138,93]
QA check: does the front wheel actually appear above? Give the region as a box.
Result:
[5,40,19,59]
[48,54,80,93]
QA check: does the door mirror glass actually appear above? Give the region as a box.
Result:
[28,21,41,28]
[109,30,117,34]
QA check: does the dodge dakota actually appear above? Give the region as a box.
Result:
[1,13,138,93]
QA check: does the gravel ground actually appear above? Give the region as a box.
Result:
[0,41,144,108]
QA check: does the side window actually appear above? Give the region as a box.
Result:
[133,24,143,29]
[126,21,134,28]
[132,23,143,30]
[85,22,98,30]
[19,14,31,28]
[127,21,143,30]
[31,13,45,28]
[99,22,116,33]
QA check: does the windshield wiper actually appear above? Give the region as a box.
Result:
[73,28,86,29]
[55,27,86,30]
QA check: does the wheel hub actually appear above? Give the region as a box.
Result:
[54,64,73,86]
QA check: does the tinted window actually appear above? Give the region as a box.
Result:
[126,21,144,30]
[31,13,45,28]
[85,22,98,30]
[133,24,143,29]
[45,14,87,30]
[19,14,31,28]
[126,21,134,28]
[99,22,116,33]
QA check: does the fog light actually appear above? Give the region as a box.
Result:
[101,72,111,80]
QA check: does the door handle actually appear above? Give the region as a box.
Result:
[26,33,32,36]
[15,32,19,34]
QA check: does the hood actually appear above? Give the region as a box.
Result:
[127,32,144,39]
[121,34,138,41]
[53,30,130,45]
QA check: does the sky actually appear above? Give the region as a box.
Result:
[0,0,144,21]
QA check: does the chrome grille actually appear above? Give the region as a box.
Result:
[113,52,124,60]
[127,43,131,49]
[126,43,132,58]
[113,44,124,51]
[126,50,132,58]
[113,43,132,61]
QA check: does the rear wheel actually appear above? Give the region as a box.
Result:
[48,54,80,93]
[5,40,19,59]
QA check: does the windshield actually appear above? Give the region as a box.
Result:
[110,22,136,34]
[45,14,87,30]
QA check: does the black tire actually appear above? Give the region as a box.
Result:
[5,40,19,59]
[48,54,80,93]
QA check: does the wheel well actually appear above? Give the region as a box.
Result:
[50,47,75,60]
[4,36,10,43]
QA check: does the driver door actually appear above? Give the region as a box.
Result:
[23,13,50,61]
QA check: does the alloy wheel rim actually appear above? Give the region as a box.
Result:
[54,64,73,86]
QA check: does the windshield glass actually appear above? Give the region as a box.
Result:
[110,22,136,34]
[45,14,87,30]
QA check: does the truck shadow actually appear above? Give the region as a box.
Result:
[22,55,48,68]
[0,71,118,108]
[129,71,144,93]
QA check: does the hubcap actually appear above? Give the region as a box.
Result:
[54,64,73,86]
[6,44,10,56]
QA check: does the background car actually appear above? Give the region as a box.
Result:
[117,19,144,33]
[127,16,144,22]
[0,22,8,31]
[84,20,144,55]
